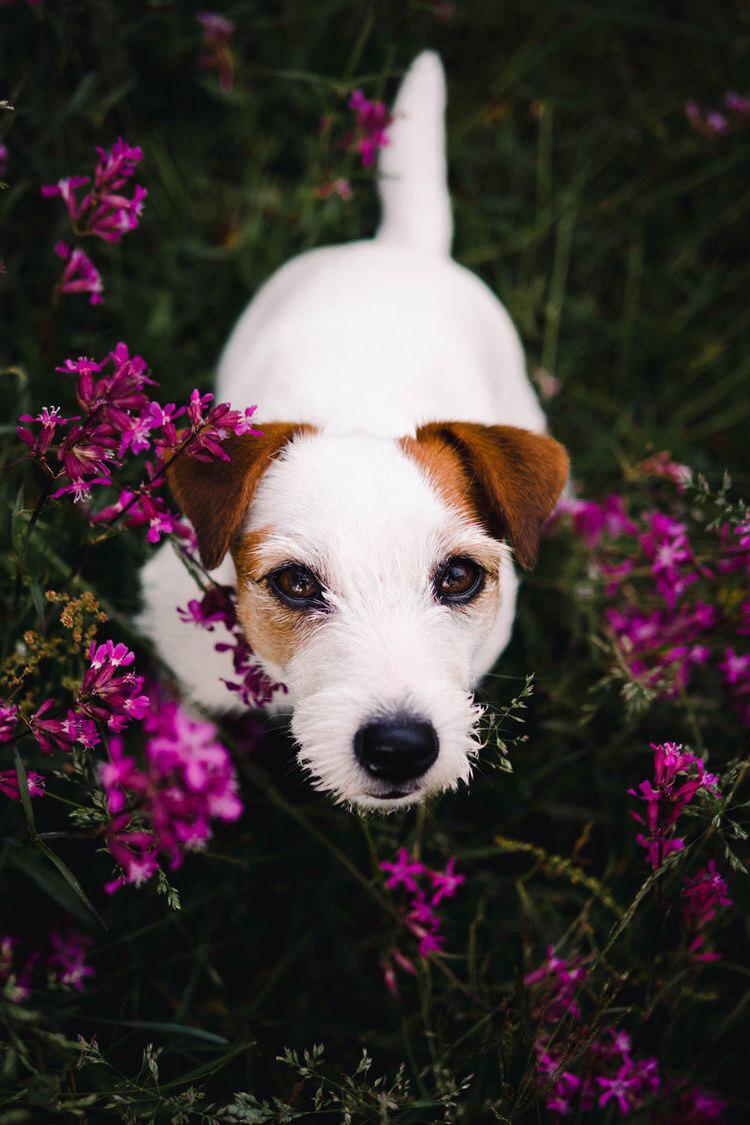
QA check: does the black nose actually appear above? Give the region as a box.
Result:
[354,718,439,784]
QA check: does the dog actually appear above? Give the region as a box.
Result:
[139,51,569,810]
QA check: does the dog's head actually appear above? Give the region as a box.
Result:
[169,422,567,810]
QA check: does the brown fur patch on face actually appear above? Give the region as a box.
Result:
[231,530,318,671]
[399,433,479,523]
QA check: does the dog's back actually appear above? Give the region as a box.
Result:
[217,52,545,438]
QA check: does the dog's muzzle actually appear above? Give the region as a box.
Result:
[354,717,439,785]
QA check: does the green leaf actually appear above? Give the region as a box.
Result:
[33,836,106,929]
[7,843,97,924]
[13,748,36,835]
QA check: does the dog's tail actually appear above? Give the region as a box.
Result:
[376,51,452,256]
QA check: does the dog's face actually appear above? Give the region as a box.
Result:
[169,422,567,809]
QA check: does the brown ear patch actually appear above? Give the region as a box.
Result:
[411,422,569,569]
[167,423,314,570]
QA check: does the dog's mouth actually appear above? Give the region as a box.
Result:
[362,784,420,802]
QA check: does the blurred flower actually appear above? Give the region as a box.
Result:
[101,693,243,892]
[54,241,104,305]
[381,848,425,892]
[48,928,95,991]
[0,701,18,745]
[0,142,7,176]
[197,11,235,92]
[316,178,353,201]
[639,450,692,490]
[0,769,45,799]
[557,494,636,548]
[178,581,281,708]
[685,102,728,138]
[348,89,392,168]
[682,860,732,962]
[724,91,750,120]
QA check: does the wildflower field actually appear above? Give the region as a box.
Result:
[1,1,749,1121]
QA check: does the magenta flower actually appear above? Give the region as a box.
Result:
[682,861,732,930]
[0,769,45,800]
[429,856,465,904]
[101,692,243,891]
[179,582,281,709]
[596,1060,646,1114]
[719,646,750,686]
[197,11,235,92]
[0,701,19,745]
[0,142,8,178]
[348,89,392,168]
[184,389,262,462]
[557,494,636,549]
[629,742,719,870]
[380,848,425,892]
[639,450,692,490]
[724,91,750,119]
[666,1084,727,1122]
[42,138,146,243]
[686,101,729,137]
[28,699,100,754]
[53,241,104,304]
[17,405,78,460]
[78,639,149,732]
[48,928,95,991]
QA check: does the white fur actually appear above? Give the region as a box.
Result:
[139,51,546,808]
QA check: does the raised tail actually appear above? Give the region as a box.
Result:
[376,51,452,256]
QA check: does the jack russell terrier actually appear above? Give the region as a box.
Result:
[139,51,569,810]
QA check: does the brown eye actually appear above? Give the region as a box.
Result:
[435,557,485,605]
[268,565,324,608]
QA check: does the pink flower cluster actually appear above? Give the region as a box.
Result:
[42,137,146,242]
[628,741,719,870]
[197,11,235,92]
[380,850,464,996]
[526,948,726,1120]
[100,691,243,892]
[558,489,750,718]
[18,342,260,540]
[686,91,750,138]
[347,89,392,168]
[1,928,94,1003]
[42,138,147,305]
[628,742,733,963]
[1,639,146,800]
[681,860,733,964]
[177,582,281,709]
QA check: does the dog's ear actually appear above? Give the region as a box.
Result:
[167,423,313,570]
[413,422,569,569]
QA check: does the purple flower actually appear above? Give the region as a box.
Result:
[48,928,95,992]
[42,138,146,242]
[28,699,100,754]
[348,89,392,168]
[17,405,78,460]
[380,848,425,892]
[197,11,235,92]
[682,860,732,930]
[184,390,262,461]
[0,701,18,745]
[429,856,465,904]
[78,639,149,732]
[0,769,45,800]
[0,142,8,177]
[719,646,750,686]
[54,241,104,304]
[596,1060,645,1114]
[629,742,719,870]
[686,101,729,138]
[558,494,636,548]
[724,91,750,119]
[101,692,243,890]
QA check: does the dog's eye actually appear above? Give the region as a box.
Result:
[435,557,485,605]
[268,565,324,608]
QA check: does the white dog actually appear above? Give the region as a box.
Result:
[139,51,568,810]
